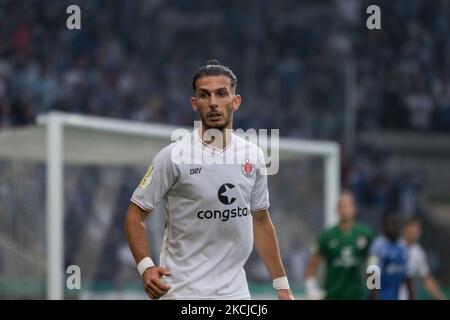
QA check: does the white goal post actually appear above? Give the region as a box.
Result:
[0,112,340,299]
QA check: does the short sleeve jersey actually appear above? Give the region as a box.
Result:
[369,236,409,300]
[131,130,269,299]
[315,223,374,299]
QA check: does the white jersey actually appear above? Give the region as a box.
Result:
[131,130,269,299]
[399,241,430,300]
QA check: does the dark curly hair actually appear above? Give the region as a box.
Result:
[192,59,237,93]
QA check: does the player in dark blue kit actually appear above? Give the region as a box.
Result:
[368,213,415,300]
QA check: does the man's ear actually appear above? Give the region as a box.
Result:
[232,94,241,111]
[191,96,198,112]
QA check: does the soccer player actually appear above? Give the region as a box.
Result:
[399,217,446,300]
[305,191,374,300]
[124,60,294,300]
[368,212,414,300]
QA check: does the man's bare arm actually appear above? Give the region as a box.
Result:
[305,253,321,279]
[305,253,324,299]
[423,275,446,300]
[124,202,151,263]
[124,202,171,299]
[252,209,294,300]
[405,277,416,300]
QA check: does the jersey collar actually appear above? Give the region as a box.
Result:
[195,128,235,154]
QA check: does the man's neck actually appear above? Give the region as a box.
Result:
[339,220,353,233]
[199,126,233,150]
[386,235,398,243]
[403,237,414,246]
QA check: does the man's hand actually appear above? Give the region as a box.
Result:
[305,277,324,300]
[142,266,171,299]
[277,289,294,300]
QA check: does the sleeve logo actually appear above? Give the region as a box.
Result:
[139,164,155,189]
[357,236,367,249]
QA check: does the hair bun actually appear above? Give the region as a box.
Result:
[207,59,221,66]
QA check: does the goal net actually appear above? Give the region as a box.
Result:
[0,112,339,299]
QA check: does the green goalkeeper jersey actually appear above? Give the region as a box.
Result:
[315,222,374,299]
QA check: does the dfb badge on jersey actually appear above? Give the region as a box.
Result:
[241,160,255,177]
[357,236,367,249]
[139,164,154,189]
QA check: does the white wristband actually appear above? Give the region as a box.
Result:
[273,276,290,290]
[305,277,323,300]
[305,277,319,292]
[137,257,155,276]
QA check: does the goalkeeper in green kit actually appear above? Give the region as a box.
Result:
[305,191,374,299]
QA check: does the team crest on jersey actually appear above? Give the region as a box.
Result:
[241,160,255,177]
[139,164,154,189]
[357,236,367,249]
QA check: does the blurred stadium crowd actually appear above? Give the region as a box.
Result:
[0,0,449,296]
